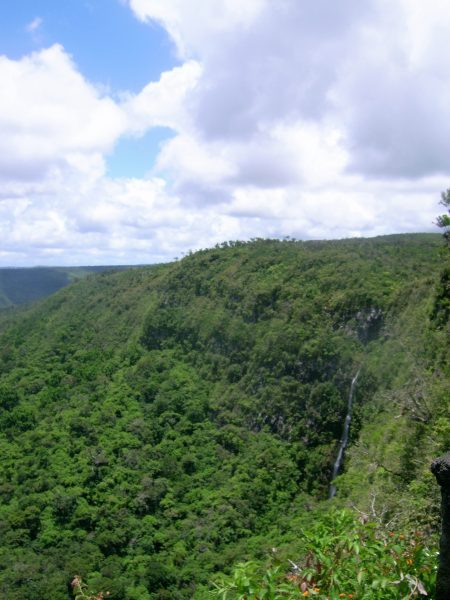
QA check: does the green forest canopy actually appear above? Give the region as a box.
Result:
[0,234,448,599]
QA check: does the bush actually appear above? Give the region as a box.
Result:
[207,509,437,599]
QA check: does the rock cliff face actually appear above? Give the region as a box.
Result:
[356,306,384,343]
[431,453,450,600]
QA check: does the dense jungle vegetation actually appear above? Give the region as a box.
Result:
[0,233,448,599]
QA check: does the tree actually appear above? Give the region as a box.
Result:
[432,189,450,325]
[437,189,450,248]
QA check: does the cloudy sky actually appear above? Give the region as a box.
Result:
[0,0,448,266]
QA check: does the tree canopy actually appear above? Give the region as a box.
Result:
[437,188,450,248]
[0,234,447,599]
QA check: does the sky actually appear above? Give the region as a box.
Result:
[0,0,449,266]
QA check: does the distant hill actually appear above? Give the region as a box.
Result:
[0,266,133,308]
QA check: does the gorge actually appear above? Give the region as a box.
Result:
[0,233,448,599]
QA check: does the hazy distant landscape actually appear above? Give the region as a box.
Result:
[0,267,133,309]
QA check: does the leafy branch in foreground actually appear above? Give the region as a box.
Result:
[437,189,450,248]
[207,510,437,599]
[70,576,109,600]
[208,561,302,600]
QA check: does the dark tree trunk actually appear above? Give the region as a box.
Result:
[431,453,450,600]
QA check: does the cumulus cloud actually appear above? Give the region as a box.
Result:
[0,43,202,264]
[128,0,450,182]
[0,45,124,184]
[0,43,199,186]
[124,60,202,134]
[127,0,267,58]
[123,0,449,237]
[1,1,448,265]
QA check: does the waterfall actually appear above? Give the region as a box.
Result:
[329,369,360,499]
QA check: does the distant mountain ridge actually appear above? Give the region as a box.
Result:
[0,265,133,308]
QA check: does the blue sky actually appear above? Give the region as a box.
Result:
[0,1,448,266]
[0,0,176,180]
[0,0,177,90]
[106,127,174,178]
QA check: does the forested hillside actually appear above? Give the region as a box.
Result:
[0,234,448,599]
[0,266,132,309]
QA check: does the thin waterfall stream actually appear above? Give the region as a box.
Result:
[329,368,361,499]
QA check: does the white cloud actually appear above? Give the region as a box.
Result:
[26,17,43,33]
[0,43,205,264]
[127,0,266,58]
[124,0,449,234]
[0,45,124,183]
[128,0,450,181]
[0,1,448,265]
[334,0,450,178]
[0,43,199,187]
[124,60,202,133]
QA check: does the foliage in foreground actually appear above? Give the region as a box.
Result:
[71,575,111,599]
[207,510,437,599]
[437,188,450,248]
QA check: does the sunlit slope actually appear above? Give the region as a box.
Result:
[0,233,444,599]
